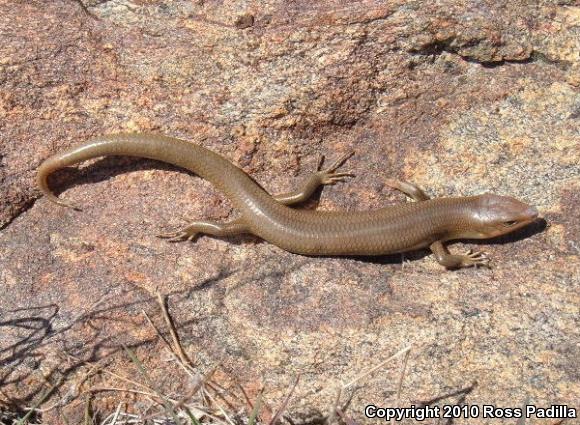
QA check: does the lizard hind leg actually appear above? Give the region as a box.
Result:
[157,218,249,243]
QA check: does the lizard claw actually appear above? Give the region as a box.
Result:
[157,228,197,242]
[463,249,490,268]
[316,151,355,185]
[321,172,356,185]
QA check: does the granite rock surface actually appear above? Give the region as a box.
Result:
[0,0,579,423]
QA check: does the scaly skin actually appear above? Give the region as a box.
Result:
[37,133,539,269]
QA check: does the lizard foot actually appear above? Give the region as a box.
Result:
[157,225,198,242]
[316,151,355,185]
[462,249,491,268]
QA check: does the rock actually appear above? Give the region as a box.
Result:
[0,0,578,423]
[235,13,255,29]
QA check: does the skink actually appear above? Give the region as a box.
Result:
[37,133,539,269]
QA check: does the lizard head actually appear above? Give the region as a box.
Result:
[457,193,539,239]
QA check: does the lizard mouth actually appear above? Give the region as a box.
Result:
[525,205,539,221]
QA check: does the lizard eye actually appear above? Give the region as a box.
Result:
[502,220,518,227]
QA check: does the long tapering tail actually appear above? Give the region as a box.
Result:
[36,133,244,210]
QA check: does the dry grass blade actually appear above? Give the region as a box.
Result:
[65,353,150,392]
[87,387,167,399]
[269,375,300,425]
[142,309,173,351]
[157,292,196,369]
[204,390,236,425]
[336,408,359,425]
[123,345,182,425]
[142,309,200,383]
[84,395,93,425]
[248,389,264,425]
[325,346,413,424]
[183,406,203,425]
[342,345,412,389]
[237,382,254,413]
[395,346,411,403]
[172,365,219,413]
[204,381,239,412]
[17,376,64,425]
[106,403,123,425]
